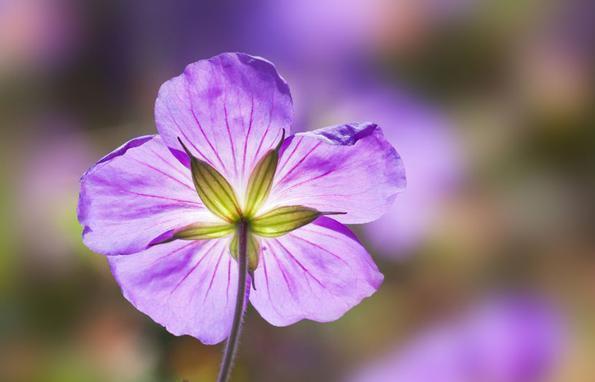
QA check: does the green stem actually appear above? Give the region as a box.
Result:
[217,219,249,382]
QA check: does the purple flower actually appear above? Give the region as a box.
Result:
[350,294,563,382]
[77,53,405,344]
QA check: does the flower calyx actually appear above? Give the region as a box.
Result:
[173,136,344,274]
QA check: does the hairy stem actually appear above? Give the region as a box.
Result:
[217,219,249,382]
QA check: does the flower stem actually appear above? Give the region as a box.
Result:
[217,219,249,382]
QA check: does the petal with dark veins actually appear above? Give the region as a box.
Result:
[78,135,218,256]
[108,238,237,344]
[250,216,383,326]
[155,52,293,194]
[266,122,406,224]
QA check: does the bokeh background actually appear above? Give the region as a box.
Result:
[1,0,593,381]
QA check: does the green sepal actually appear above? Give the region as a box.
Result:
[244,150,278,218]
[251,205,337,237]
[178,138,241,222]
[174,222,236,240]
[230,230,260,272]
[243,129,285,218]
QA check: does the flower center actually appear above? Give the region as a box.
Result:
[170,136,342,273]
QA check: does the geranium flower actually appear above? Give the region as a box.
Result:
[77,53,405,347]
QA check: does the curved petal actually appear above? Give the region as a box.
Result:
[108,238,237,344]
[266,122,405,224]
[155,52,293,194]
[249,216,383,326]
[78,135,215,256]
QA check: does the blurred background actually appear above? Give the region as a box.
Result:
[0,0,593,381]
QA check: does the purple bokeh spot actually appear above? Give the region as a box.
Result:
[349,293,565,382]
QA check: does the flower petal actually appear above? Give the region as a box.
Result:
[107,238,237,344]
[266,122,405,224]
[155,52,293,194]
[249,216,383,326]
[78,135,215,256]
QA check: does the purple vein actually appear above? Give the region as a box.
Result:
[164,95,216,168]
[216,62,237,175]
[182,77,227,170]
[226,257,231,306]
[261,254,272,299]
[119,189,199,206]
[129,157,195,192]
[180,128,216,167]
[290,233,350,268]
[148,148,191,181]
[271,248,296,299]
[261,254,285,318]
[223,101,238,177]
[147,241,196,269]
[168,240,218,298]
[277,141,322,184]
[203,248,225,303]
[241,96,255,175]
[274,168,335,195]
[252,85,280,170]
[274,239,324,289]
[277,137,302,173]
[301,227,353,241]
[297,193,354,199]
[252,125,271,170]
[273,240,314,294]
